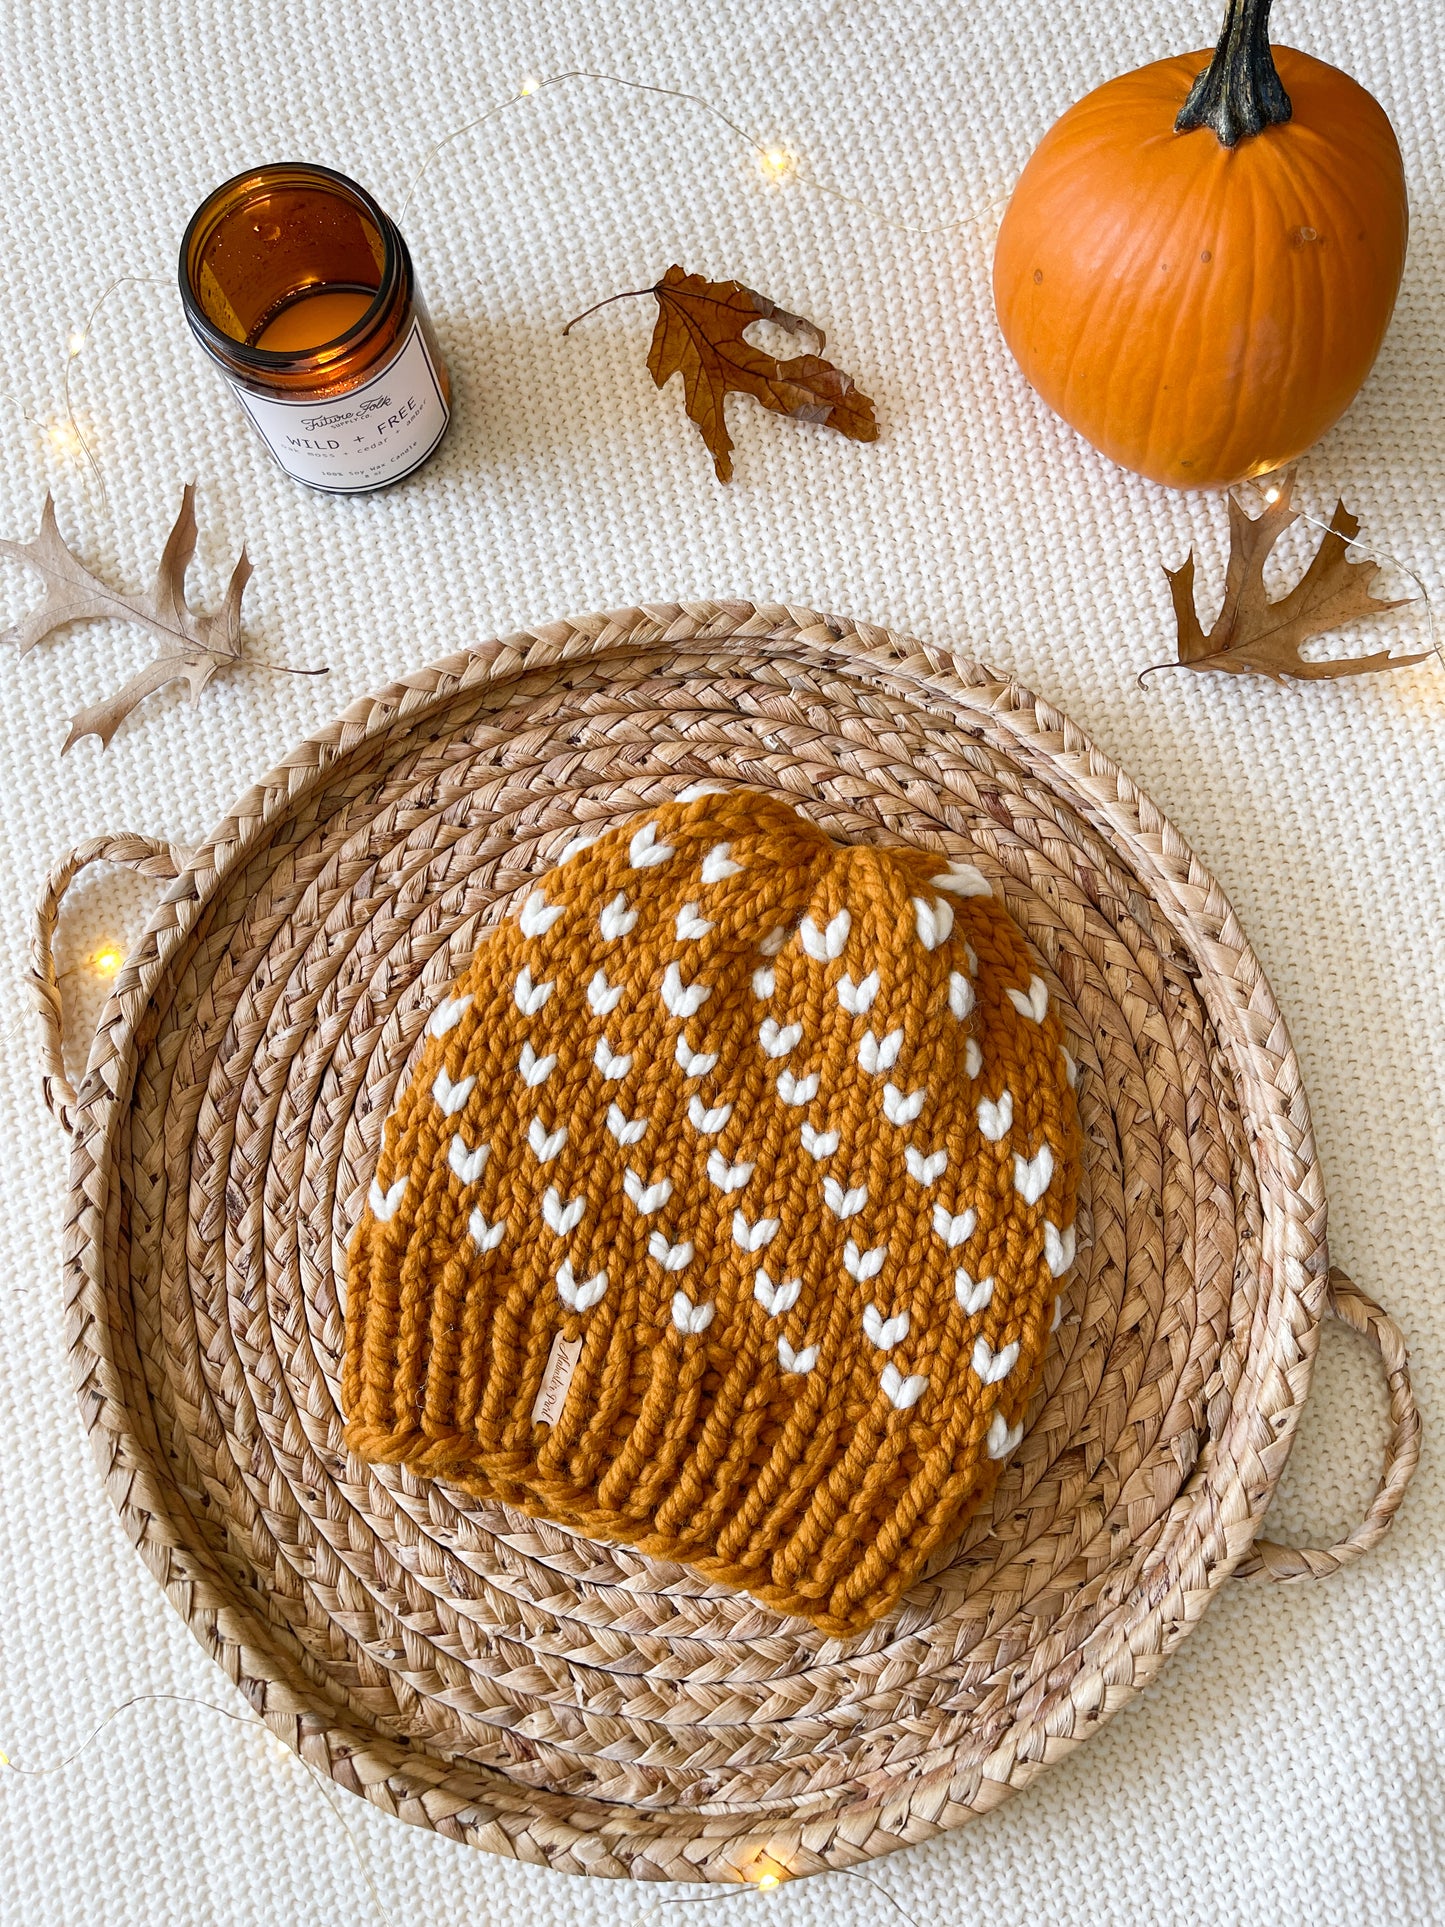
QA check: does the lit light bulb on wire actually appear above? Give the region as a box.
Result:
[758,143,798,184]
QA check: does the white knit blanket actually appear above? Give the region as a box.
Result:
[0,0,1440,1920]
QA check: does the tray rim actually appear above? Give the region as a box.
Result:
[57,601,1333,1881]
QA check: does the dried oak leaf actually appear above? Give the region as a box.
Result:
[1162,469,1425,682]
[566,264,877,481]
[0,485,256,751]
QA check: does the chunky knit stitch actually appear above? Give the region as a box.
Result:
[343,788,1082,1633]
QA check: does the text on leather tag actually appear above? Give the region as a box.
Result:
[531,1331,584,1426]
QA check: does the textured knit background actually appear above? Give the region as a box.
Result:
[0,1,1441,1921]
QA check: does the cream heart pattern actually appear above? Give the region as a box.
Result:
[753,1269,801,1316]
[1014,1144,1055,1205]
[431,1067,476,1117]
[624,1170,672,1215]
[882,1082,926,1126]
[628,821,674,868]
[777,1069,820,1105]
[606,1103,647,1145]
[881,1363,928,1410]
[675,1033,718,1077]
[513,965,553,1014]
[858,1027,903,1074]
[557,830,599,863]
[518,888,563,938]
[823,1178,867,1219]
[675,902,714,941]
[558,1260,606,1311]
[905,1146,946,1185]
[662,961,710,1018]
[1044,1220,1076,1277]
[932,1204,978,1248]
[448,1136,490,1184]
[931,864,991,898]
[527,1118,566,1162]
[519,1042,557,1087]
[426,994,472,1038]
[368,1175,408,1221]
[599,891,637,941]
[732,1211,778,1252]
[542,1186,586,1236]
[955,1268,995,1315]
[701,841,742,883]
[593,1037,632,1080]
[911,896,954,950]
[948,970,975,1020]
[587,967,623,1015]
[799,908,850,961]
[778,1337,818,1375]
[469,1208,506,1253]
[844,1240,887,1283]
[706,1151,754,1193]
[972,1336,1020,1384]
[1006,974,1050,1024]
[759,1017,802,1058]
[836,970,879,1014]
[862,1304,910,1350]
[671,1292,714,1335]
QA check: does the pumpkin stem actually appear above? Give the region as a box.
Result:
[1175,0,1292,146]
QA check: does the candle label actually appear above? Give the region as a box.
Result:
[233,320,449,491]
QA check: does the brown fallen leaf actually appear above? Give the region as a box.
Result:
[564,264,877,481]
[1158,469,1425,683]
[0,486,319,752]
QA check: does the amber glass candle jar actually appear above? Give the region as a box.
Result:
[179,163,450,494]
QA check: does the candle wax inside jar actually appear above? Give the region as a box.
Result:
[252,287,375,352]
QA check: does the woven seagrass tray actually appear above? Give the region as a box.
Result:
[33,602,1419,1884]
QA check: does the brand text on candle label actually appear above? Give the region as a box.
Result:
[233,321,449,491]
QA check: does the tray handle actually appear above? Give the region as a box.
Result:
[25,840,1423,1583]
[1237,1267,1420,1582]
[29,833,184,1136]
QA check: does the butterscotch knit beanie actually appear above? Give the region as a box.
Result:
[344,787,1081,1634]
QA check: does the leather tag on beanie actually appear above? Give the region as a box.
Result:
[531,1332,584,1426]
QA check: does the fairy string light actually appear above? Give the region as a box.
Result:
[627,1863,931,1926]
[1239,474,1441,673]
[57,274,170,508]
[398,67,1005,234]
[0,1684,933,1927]
[32,65,1004,501]
[1,1691,397,1927]
[1136,471,1439,689]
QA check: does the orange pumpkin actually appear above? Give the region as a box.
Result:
[992,0,1408,490]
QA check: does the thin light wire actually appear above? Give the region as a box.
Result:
[629,1864,929,1926]
[46,68,1002,506]
[630,1887,778,1926]
[0,1692,396,1927]
[60,274,170,510]
[399,68,1006,235]
[1236,476,1441,674]
[1140,477,1440,688]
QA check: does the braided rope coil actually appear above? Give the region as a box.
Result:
[37,603,1416,1882]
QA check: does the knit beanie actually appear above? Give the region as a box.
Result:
[343,787,1081,1634]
